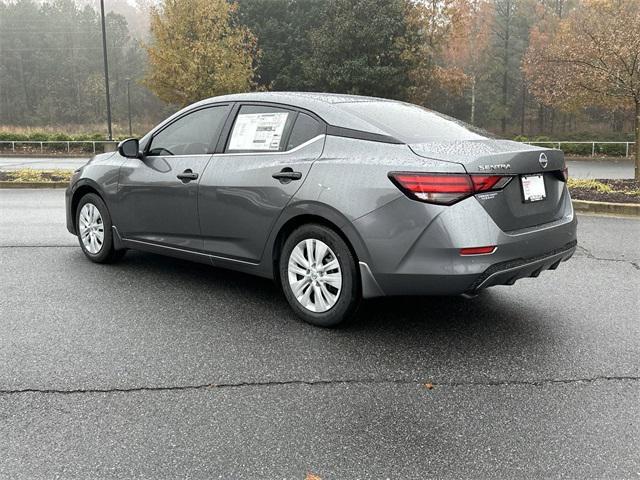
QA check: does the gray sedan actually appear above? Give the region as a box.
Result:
[66,92,577,326]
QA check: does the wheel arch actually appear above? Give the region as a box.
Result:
[266,202,371,286]
[70,180,106,233]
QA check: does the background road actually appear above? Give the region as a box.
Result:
[0,190,638,478]
[0,156,636,179]
[0,156,88,171]
[566,158,635,179]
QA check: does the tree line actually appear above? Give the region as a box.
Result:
[0,0,167,131]
[0,0,638,155]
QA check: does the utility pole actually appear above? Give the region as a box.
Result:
[100,0,113,140]
[520,81,526,135]
[470,76,476,126]
[126,78,132,136]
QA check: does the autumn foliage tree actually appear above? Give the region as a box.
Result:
[524,0,640,180]
[144,0,256,107]
[442,0,494,124]
[401,0,471,106]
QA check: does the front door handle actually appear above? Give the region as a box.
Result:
[272,168,302,183]
[177,169,199,182]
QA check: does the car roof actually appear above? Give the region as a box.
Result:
[193,91,398,137]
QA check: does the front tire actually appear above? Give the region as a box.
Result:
[279,224,360,327]
[76,193,125,264]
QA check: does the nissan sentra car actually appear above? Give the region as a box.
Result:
[66,92,577,326]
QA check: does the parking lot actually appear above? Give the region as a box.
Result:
[1,189,638,478]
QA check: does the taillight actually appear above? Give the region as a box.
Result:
[562,166,569,182]
[389,172,512,205]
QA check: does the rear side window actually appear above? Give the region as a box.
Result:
[286,113,323,150]
[148,106,227,156]
[227,105,294,152]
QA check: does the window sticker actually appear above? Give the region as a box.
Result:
[228,112,289,151]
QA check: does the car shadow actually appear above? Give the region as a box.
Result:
[111,249,550,353]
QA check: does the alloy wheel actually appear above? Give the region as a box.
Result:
[79,203,104,254]
[287,239,342,312]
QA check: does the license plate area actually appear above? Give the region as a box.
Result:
[520,174,546,203]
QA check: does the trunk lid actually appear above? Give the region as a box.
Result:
[409,140,569,232]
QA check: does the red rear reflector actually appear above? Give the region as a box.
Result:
[460,246,496,256]
[389,173,511,205]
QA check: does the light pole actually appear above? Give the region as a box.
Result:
[126,78,132,137]
[100,0,113,140]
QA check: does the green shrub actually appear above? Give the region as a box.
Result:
[0,132,29,141]
[0,131,110,142]
[560,143,592,156]
[71,133,105,141]
[49,133,72,141]
[26,132,51,141]
[597,143,627,156]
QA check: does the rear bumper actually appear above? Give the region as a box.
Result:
[466,240,576,293]
[352,192,577,297]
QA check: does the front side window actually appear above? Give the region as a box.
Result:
[148,106,227,156]
[227,105,294,152]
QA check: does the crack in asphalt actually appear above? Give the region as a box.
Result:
[575,245,640,270]
[0,375,637,396]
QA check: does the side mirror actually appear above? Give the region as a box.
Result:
[117,138,140,158]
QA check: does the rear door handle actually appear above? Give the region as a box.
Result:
[177,169,199,182]
[272,168,302,183]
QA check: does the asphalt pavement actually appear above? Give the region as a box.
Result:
[0,156,636,179]
[0,189,639,478]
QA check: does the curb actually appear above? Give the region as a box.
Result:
[0,181,68,189]
[572,199,640,217]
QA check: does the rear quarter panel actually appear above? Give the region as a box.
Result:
[294,136,465,223]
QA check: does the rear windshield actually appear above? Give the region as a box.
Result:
[338,101,495,143]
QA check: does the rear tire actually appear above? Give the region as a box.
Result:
[279,224,360,327]
[76,193,125,264]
